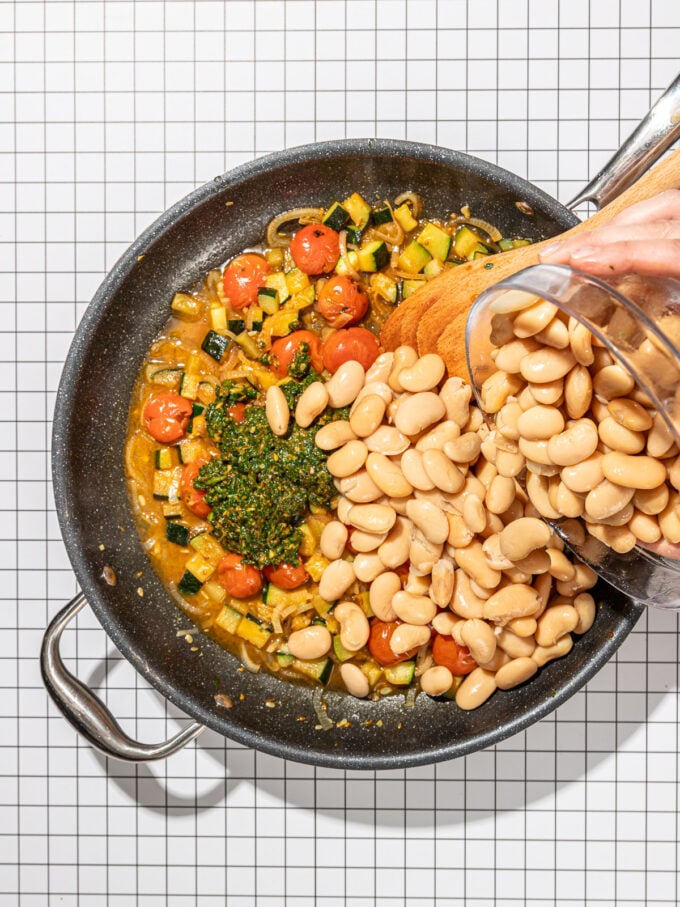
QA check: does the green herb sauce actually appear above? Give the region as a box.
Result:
[196,378,345,569]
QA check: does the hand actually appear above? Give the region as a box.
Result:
[538,188,680,278]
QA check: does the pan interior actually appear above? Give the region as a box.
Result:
[51,140,642,769]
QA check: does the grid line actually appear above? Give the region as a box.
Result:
[4,1,680,905]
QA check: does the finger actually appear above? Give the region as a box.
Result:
[605,188,680,227]
[538,220,680,263]
[541,238,680,278]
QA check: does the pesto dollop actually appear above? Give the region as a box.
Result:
[195,378,343,569]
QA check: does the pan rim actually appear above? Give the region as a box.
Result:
[51,138,641,769]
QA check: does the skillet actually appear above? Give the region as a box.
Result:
[42,92,680,768]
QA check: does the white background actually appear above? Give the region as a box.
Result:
[3,0,680,904]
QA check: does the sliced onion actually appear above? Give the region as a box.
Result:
[312,687,334,730]
[373,220,404,247]
[238,641,262,674]
[338,230,361,280]
[265,207,324,248]
[394,191,423,219]
[453,216,503,244]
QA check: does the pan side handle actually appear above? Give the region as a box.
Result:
[41,593,205,762]
[568,73,680,210]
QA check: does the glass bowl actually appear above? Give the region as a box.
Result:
[466,263,680,610]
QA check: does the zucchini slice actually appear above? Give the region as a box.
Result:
[166,522,189,546]
[201,330,230,362]
[322,202,350,232]
[177,570,203,596]
[214,603,242,635]
[396,241,432,274]
[384,661,416,686]
[344,192,372,229]
[418,223,452,261]
[372,205,393,226]
[292,656,333,685]
[357,240,389,272]
[257,286,279,314]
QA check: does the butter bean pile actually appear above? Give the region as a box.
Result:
[263,344,599,710]
[481,293,680,554]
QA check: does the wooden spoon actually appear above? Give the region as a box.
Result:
[380,149,680,377]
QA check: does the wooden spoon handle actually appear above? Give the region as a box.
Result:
[500,147,680,275]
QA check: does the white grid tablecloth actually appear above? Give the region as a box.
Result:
[3,1,680,903]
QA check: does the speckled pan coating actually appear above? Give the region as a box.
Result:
[51,139,642,769]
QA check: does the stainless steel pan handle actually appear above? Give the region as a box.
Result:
[41,593,205,762]
[568,73,680,209]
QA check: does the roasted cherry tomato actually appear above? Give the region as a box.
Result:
[222,253,271,310]
[180,458,211,518]
[263,562,309,590]
[227,402,246,424]
[317,275,369,328]
[143,392,193,443]
[432,634,477,676]
[290,224,340,275]
[217,553,263,598]
[322,326,380,373]
[269,330,324,379]
[367,619,419,667]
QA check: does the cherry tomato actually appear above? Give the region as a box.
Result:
[180,458,211,518]
[432,634,477,676]
[322,327,380,374]
[143,392,193,443]
[367,620,419,667]
[227,402,246,424]
[290,224,340,275]
[317,275,369,328]
[217,553,263,598]
[263,562,309,590]
[269,330,324,379]
[222,253,271,310]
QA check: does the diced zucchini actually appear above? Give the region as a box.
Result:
[210,306,228,332]
[322,201,350,232]
[361,658,383,689]
[264,584,311,609]
[178,571,203,596]
[246,305,263,332]
[257,286,279,314]
[453,225,484,260]
[498,237,531,251]
[179,372,200,400]
[188,413,207,437]
[153,469,175,500]
[227,318,245,334]
[384,661,416,686]
[372,205,393,226]
[402,279,426,300]
[147,367,182,389]
[472,246,491,259]
[312,594,333,616]
[177,438,206,464]
[155,448,173,470]
[335,250,359,276]
[236,614,272,649]
[298,523,316,557]
[184,352,204,375]
[162,501,184,520]
[370,272,398,303]
[234,331,261,360]
[265,272,291,304]
[333,636,354,663]
[171,292,202,319]
[276,652,295,667]
[189,531,224,566]
[201,330,230,362]
[393,203,418,232]
[355,590,372,618]
[418,223,452,261]
[292,656,333,685]
[202,580,228,606]
[344,192,372,229]
[345,225,363,245]
[303,553,331,583]
[285,267,311,295]
[166,522,189,546]
[265,248,284,268]
[185,552,217,584]
[357,240,390,272]
[423,258,444,278]
[215,603,242,634]
[396,241,432,274]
